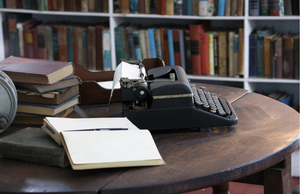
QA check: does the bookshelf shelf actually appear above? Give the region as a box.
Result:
[0,0,299,108]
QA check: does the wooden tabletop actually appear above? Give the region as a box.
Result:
[0,84,299,194]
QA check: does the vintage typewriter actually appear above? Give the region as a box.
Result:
[119,60,238,131]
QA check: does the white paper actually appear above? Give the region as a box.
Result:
[107,61,147,108]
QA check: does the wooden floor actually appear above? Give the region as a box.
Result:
[183,177,299,194]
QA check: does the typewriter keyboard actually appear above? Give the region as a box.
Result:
[191,85,232,116]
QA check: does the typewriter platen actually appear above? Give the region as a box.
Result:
[120,60,238,131]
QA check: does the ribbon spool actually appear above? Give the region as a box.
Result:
[0,70,17,133]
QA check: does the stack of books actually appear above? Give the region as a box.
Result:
[0,56,81,125]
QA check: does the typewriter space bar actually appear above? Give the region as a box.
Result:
[219,98,231,116]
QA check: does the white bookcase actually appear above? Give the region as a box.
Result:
[0,0,299,107]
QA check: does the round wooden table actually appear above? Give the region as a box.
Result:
[0,84,298,194]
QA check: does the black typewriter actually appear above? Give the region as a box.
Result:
[120,61,238,131]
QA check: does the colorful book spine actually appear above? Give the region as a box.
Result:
[260,0,269,15]
[167,29,175,66]
[208,32,214,75]
[174,0,183,15]
[270,0,279,15]
[114,26,125,64]
[249,0,260,16]
[67,26,74,63]
[233,33,239,77]
[217,0,225,16]
[148,28,157,58]
[130,0,138,13]
[186,0,193,15]
[249,31,258,77]
[154,29,163,59]
[199,0,208,16]
[102,29,111,71]
[207,0,214,16]
[133,30,143,60]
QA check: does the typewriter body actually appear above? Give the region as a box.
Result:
[120,61,238,131]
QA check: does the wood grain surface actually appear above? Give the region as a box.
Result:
[0,84,298,194]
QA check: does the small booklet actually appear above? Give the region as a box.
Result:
[42,117,165,170]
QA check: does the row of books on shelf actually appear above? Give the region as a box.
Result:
[249,27,299,79]
[114,0,244,16]
[3,13,112,71]
[0,56,82,125]
[0,0,109,13]
[249,0,299,16]
[115,21,244,77]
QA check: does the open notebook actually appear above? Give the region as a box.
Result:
[42,117,165,170]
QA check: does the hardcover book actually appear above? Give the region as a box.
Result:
[282,33,294,79]
[17,94,80,116]
[42,117,165,170]
[17,85,80,105]
[0,127,70,168]
[0,56,74,84]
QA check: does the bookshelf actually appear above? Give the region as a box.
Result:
[0,0,299,108]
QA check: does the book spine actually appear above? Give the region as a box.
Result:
[249,33,258,77]
[122,0,130,13]
[72,27,79,64]
[207,0,214,16]
[114,0,121,13]
[133,30,143,60]
[167,29,175,66]
[81,0,88,11]
[189,25,201,75]
[150,0,157,14]
[45,26,54,61]
[130,0,138,13]
[2,20,10,58]
[200,32,209,75]
[67,26,74,63]
[217,0,225,16]
[162,28,170,65]
[96,26,104,70]
[172,29,181,66]
[237,28,244,76]
[249,0,259,16]
[148,28,157,58]
[233,33,239,76]
[166,0,174,15]
[218,31,227,76]
[127,27,137,60]
[56,26,68,62]
[230,0,238,15]
[269,0,279,16]
[284,0,292,15]
[257,36,265,77]
[174,0,183,15]
[8,14,20,57]
[32,28,39,58]
[208,32,214,75]
[264,36,272,78]
[178,29,186,70]
[154,29,163,59]
[224,0,231,16]
[282,35,294,79]
[184,29,192,74]
[138,0,145,13]
[52,26,59,61]
[193,0,199,15]
[199,0,208,16]
[274,36,283,78]
[37,26,48,59]
[213,32,219,75]
[87,26,96,70]
[103,29,111,71]
[0,140,69,168]
[160,0,166,14]
[228,31,235,77]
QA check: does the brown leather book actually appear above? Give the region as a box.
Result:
[218,31,228,77]
[282,33,294,79]
[103,0,108,12]
[192,0,199,15]
[160,0,166,14]
[56,26,68,62]
[37,25,48,59]
[23,20,41,58]
[200,32,209,75]
[96,25,104,70]
[32,28,39,58]
[230,0,238,16]
[138,0,145,13]
[87,26,96,70]
[88,0,95,12]
[13,107,74,125]
[237,28,244,76]
[122,0,130,13]
[274,34,283,78]
[0,56,74,84]
[6,0,17,8]
[52,0,58,10]
[237,0,244,16]
[57,0,65,11]
[17,85,80,105]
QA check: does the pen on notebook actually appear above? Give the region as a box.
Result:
[65,128,129,131]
